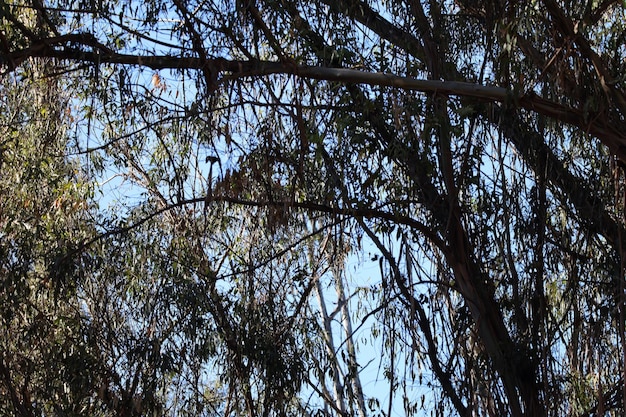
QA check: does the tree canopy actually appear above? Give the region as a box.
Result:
[1,0,626,416]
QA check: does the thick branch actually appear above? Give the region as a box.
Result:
[318,0,426,61]
[3,42,626,159]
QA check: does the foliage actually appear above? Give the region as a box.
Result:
[0,59,99,416]
[1,0,626,416]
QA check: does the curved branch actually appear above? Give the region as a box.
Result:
[3,41,625,160]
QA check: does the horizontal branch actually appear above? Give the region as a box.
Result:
[3,40,625,160]
[76,195,446,257]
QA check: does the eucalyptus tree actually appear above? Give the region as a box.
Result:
[2,0,626,416]
[0,54,100,417]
